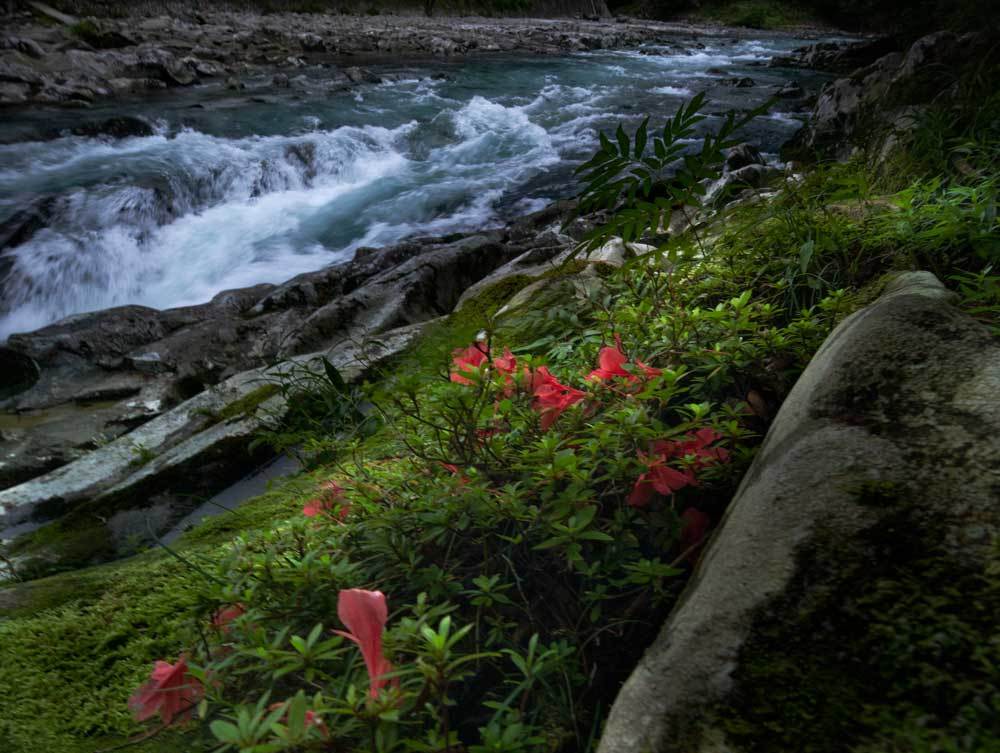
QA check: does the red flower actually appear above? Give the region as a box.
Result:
[626,429,729,508]
[450,342,489,385]
[530,366,587,430]
[129,655,204,726]
[303,480,349,520]
[627,450,696,508]
[588,335,662,384]
[335,589,395,699]
[675,428,730,467]
[678,508,711,562]
[211,603,246,633]
[493,347,517,375]
[268,702,330,739]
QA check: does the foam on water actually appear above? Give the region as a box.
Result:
[0,37,827,339]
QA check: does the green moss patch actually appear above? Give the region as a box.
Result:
[717,521,1000,753]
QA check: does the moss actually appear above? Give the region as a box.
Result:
[216,383,282,422]
[0,471,323,753]
[0,552,208,752]
[714,519,1000,753]
[5,518,115,580]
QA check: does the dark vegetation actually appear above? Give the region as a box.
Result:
[1,5,999,753]
[613,0,998,35]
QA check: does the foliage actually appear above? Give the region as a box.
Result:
[4,77,1000,753]
[569,92,773,252]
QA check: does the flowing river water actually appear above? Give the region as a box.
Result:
[0,36,831,340]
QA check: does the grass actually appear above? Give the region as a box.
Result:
[1,68,998,752]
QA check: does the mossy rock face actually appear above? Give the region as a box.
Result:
[598,273,1000,753]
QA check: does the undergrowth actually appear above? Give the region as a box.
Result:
[1,63,998,753]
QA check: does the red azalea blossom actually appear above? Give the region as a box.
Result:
[211,603,246,633]
[492,347,517,375]
[335,589,396,699]
[588,335,662,384]
[303,480,350,520]
[450,342,489,385]
[530,366,587,430]
[493,347,519,395]
[678,508,711,562]
[627,430,729,508]
[440,462,471,485]
[129,655,204,726]
[675,428,730,467]
[268,702,330,738]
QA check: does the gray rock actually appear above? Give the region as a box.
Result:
[299,32,325,52]
[775,80,804,98]
[0,57,45,86]
[723,76,755,88]
[598,272,1000,753]
[272,72,290,88]
[0,320,428,570]
[225,75,244,90]
[724,143,764,171]
[343,65,381,84]
[0,81,31,104]
[1,37,45,59]
[69,115,154,139]
[770,37,898,74]
[789,30,990,160]
[108,76,166,94]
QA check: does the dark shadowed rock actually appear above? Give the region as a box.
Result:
[786,30,996,160]
[68,115,154,139]
[770,36,899,74]
[725,143,764,171]
[598,272,1000,753]
[0,195,57,250]
[775,80,804,98]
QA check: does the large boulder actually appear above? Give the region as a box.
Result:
[788,30,996,160]
[770,37,899,74]
[598,272,1000,753]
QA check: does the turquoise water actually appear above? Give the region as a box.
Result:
[0,37,828,339]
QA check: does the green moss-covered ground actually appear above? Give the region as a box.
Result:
[719,526,1000,753]
[0,265,586,753]
[0,471,333,753]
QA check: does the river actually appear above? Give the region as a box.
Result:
[0,36,830,340]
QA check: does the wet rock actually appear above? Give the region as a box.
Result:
[1,37,45,59]
[723,76,755,87]
[225,76,244,90]
[775,80,804,98]
[0,81,31,104]
[0,57,45,86]
[0,195,57,250]
[184,57,225,78]
[68,115,154,139]
[598,272,1000,753]
[272,72,290,88]
[725,143,764,171]
[343,65,381,84]
[770,36,899,74]
[299,32,325,52]
[70,21,136,50]
[108,76,167,94]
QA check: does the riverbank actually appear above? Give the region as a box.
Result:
[0,20,997,753]
[0,3,848,109]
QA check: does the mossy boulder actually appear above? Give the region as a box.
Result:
[599,272,1000,753]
